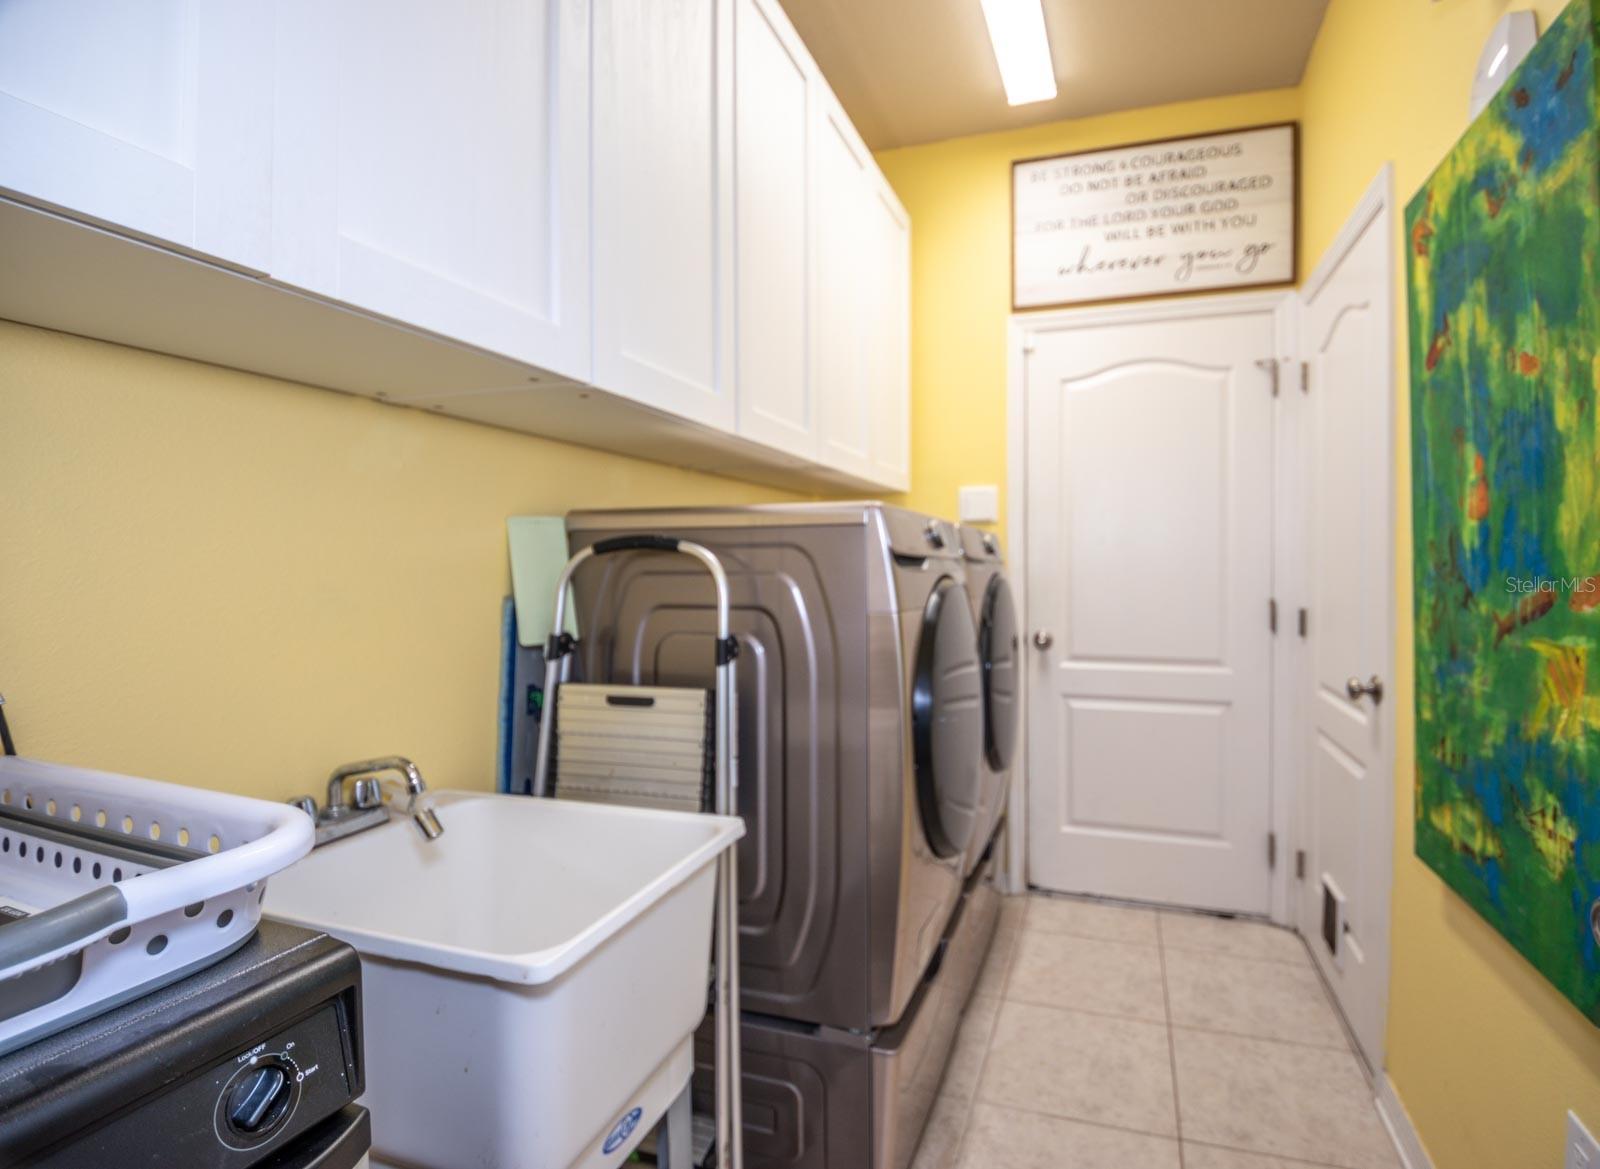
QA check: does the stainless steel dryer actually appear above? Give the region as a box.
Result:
[564,504,983,1031]
[957,526,1020,876]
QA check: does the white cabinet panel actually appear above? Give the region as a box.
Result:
[0,0,271,271]
[814,97,873,480]
[273,0,589,381]
[867,177,911,489]
[592,0,736,430]
[732,0,814,459]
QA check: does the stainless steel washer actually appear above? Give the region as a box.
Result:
[565,503,981,1033]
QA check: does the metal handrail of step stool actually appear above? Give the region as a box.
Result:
[531,534,742,1169]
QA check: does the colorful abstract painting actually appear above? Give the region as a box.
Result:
[1406,0,1600,1023]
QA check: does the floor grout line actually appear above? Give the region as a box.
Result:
[987,992,1172,1031]
[1158,941,1312,968]
[963,1095,1180,1147]
[962,1091,1376,1169]
[992,984,1357,1055]
[999,990,1167,1027]
[1179,1134,1370,1169]
[1156,910,1185,1169]
[1163,1020,1362,1055]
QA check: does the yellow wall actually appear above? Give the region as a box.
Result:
[1300,2,1600,1167]
[879,3,1600,1166]
[877,87,1302,521]
[7,4,1600,1158]
[0,321,797,802]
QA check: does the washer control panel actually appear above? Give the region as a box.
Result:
[40,1002,357,1167]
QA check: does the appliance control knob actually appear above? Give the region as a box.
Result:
[924,521,946,549]
[225,1063,292,1135]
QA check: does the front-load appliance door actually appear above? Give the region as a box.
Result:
[909,576,985,864]
[874,557,982,1027]
[968,572,1019,874]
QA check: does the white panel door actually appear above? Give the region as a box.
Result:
[1026,302,1277,913]
[0,0,271,270]
[814,95,873,480]
[1297,174,1394,1070]
[732,0,814,458]
[273,0,590,380]
[593,0,736,430]
[866,176,912,491]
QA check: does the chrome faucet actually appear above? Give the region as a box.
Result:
[289,755,444,846]
[327,756,428,813]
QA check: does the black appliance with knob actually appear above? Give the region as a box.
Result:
[0,919,367,1168]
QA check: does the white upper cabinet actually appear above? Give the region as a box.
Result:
[866,177,912,490]
[731,0,815,460]
[271,0,591,382]
[592,0,736,430]
[0,0,910,490]
[814,95,875,481]
[0,0,272,272]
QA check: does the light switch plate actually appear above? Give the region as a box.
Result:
[958,485,1000,524]
[1570,1110,1599,1169]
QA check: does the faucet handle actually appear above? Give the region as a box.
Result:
[352,777,384,810]
[286,795,318,820]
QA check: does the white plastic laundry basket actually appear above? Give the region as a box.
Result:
[0,756,313,1055]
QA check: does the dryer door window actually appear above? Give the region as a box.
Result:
[980,574,1020,772]
[912,576,984,859]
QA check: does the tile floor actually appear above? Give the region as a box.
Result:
[913,894,1400,1169]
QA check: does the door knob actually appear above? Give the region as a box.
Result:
[1346,675,1384,705]
[1032,630,1054,650]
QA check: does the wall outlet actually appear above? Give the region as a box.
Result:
[958,485,1000,524]
[1570,1110,1599,1169]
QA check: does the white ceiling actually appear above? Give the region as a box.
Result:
[776,0,1331,150]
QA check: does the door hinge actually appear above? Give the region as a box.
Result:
[1297,607,1308,638]
[1295,849,1307,880]
[1299,361,1311,394]
[1269,598,1279,633]
[1256,358,1280,397]
[1268,832,1278,869]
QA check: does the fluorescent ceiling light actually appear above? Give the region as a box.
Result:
[978,0,1057,107]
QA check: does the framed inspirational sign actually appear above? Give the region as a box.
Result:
[1012,122,1298,310]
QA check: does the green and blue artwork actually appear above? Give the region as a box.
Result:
[1406,0,1600,1023]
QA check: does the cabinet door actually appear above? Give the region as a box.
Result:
[0,0,271,271]
[732,0,815,459]
[814,96,874,480]
[592,0,736,430]
[273,0,589,381]
[867,178,911,490]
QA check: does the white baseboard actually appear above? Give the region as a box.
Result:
[1376,1073,1435,1169]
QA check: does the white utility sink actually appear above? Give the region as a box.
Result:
[264,791,743,1169]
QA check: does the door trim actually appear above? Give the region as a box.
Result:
[1293,162,1397,1072]
[1004,290,1297,914]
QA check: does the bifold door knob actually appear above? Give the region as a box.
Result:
[1345,675,1384,704]
[1032,630,1054,651]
